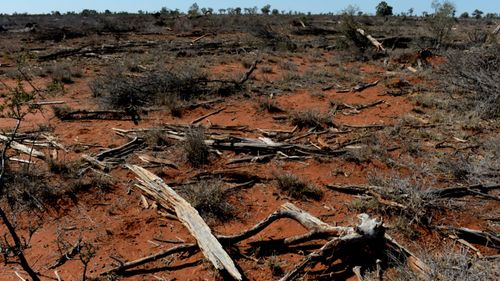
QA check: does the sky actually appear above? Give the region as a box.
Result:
[0,1,498,15]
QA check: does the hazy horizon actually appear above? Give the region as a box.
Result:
[1,1,499,16]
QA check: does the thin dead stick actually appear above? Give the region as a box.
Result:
[190,107,226,124]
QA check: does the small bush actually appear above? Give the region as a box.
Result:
[367,174,441,226]
[260,65,273,74]
[440,48,499,119]
[291,110,331,129]
[184,127,209,167]
[144,129,171,148]
[274,172,323,200]
[180,180,234,223]
[257,98,284,113]
[90,67,207,112]
[381,247,499,281]
[42,62,83,84]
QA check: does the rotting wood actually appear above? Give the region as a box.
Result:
[81,154,111,172]
[427,184,500,200]
[126,165,242,280]
[0,134,45,159]
[385,234,433,280]
[226,154,275,165]
[95,137,143,161]
[356,29,385,52]
[138,154,179,169]
[353,80,380,92]
[436,226,500,249]
[102,202,351,276]
[279,214,384,281]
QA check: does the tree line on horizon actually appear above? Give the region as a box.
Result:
[2,1,498,19]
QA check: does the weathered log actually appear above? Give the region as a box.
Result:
[81,154,111,172]
[126,165,242,280]
[427,184,500,200]
[385,234,432,279]
[353,80,380,92]
[102,202,350,276]
[138,154,179,169]
[218,202,350,243]
[0,134,45,159]
[356,29,385,52]
[95,137,143,161]
[436,226,500,249]
[279,214,384,281]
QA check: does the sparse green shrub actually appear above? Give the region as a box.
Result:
[274,172,323,200]
[427,0,456,48]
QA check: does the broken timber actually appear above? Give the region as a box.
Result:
[126,165,242,280]
[356,29,385,52]
[0,134,46,160]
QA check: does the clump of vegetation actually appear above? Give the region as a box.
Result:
[274,172,323,200]
[144,129,172,149]
[338,13,371,53]
[180,180,234,223]
[45,61,83,84]
[184,127,210,167]
[257,98,284,113]
[90,66,207,112]
[378,248,499,281]
[251,23,297,51]
[427,0,456,48]
[440,48,499,119]
[367,174,441,226]
[291,110,331,128]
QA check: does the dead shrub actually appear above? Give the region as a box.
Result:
[184,127,209,167]
[251,23,297,51]
[257,98,284,113]
[379,247,499,281]
[89,67,207,112]
[367,174,442,226]
[440,48,499,119]
[274,172,323,200]
[291,110,331,129]
[180,180,234,223]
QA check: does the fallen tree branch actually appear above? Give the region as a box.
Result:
[356,29,385,52]
[126,165,242,280]
[190,107,226,124]
[0,134,45,159]
[95,137,143,161]
[279,214,384,281]
[436,226,500,249]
